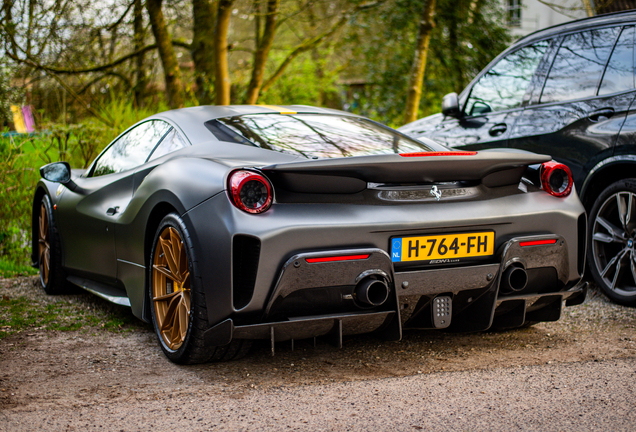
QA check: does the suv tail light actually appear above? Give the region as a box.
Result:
[540,161,573,197]
[228,170,273,214]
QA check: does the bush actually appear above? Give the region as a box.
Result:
[0,98,162,271]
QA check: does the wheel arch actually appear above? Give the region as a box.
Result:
[580,157,636,211]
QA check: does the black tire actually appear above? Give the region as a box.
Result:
[148,213,251,364]
[37,194,68,294]
[587,179,636,306]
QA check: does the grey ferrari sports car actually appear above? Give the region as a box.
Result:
[33,105,587,364]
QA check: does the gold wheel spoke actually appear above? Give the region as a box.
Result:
[38,203,50,286]
[169,228,183,273]
[169,302,182,348]
[182,289,191,311]
[160,294,181,333]
[152,264,180,283]
[153,290,180,302]
[159,236,181,281]
[178,300,188,341]
[39,205,47,240]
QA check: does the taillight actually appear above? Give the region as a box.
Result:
[228,170,273,214]
[540,161,573,197]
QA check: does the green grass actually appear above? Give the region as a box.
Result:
[0,258,38,278]
[0,293,144,340]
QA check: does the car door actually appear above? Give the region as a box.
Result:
[509,26,636,188]
[56,120,172,281]
[432,40,550,150]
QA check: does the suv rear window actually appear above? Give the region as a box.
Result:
[204,114,434,158]
[541,27,620,103]
[599,26,635,95]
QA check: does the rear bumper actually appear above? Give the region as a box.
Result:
[202,233,586,346]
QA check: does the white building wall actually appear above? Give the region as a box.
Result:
[506,0,589,38]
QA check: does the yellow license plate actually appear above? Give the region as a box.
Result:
[391,232,495,263]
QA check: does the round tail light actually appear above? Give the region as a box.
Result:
[540,161,573,197]
[228,170,273,214]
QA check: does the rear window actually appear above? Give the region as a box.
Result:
[204,114,434,158]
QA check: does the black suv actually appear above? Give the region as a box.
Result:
[400,11,636,306]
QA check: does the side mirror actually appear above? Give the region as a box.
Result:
[40,162,71,183]
[441,92,461,118]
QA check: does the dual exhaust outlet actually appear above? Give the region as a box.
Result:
[354,277,390,307]
[351,264,528,307]
[500,264,528,294]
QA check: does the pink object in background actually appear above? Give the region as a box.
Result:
[22,105,35,132]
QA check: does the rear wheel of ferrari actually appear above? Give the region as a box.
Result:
[588,179,636,306]
[37,194,67,294]
[149,214,251,364]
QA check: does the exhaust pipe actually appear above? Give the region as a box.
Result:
[500,264,528,294]
[355,278,390,307]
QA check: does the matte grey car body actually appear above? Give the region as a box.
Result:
[32,105,587,363]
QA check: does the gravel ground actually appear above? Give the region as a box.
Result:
[1,276,635,431]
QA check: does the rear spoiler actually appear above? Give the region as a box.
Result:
[261,151,551,193]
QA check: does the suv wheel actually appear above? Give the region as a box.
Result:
[588,179,636,306]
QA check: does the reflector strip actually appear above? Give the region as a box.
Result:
[400,151,477,157]
[306,254,370,263]
[519,239,558,247]
[257,104,297,115]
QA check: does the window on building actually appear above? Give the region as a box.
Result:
[508,0,522,27]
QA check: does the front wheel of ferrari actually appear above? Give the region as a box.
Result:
[588,179,636,306]
[149,213,251,364]
[37,194,68,294]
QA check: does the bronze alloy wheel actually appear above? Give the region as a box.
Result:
[38,202,51,286]
[592,190,636,298]
[152,226,191,350]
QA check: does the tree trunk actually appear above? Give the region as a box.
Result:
[133,0,148,106]
[582,0,595,17]
[448,8,464,93]
[146,0,185,109]
[244,0,280,104]
[403,0,436,125]
[214,0,234,105]
[192,0,217,105]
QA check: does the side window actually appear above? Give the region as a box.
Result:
[147,128,189,162]
[541,27,620,104]
[465,40,549,115]
[599,26,635,96]
[92,120,171,177]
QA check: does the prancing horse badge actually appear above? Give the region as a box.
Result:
[430,185,442,201]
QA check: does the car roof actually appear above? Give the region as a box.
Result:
[151,105,362,143]
[513,10,636,47]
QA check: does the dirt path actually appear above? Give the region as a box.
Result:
[1,277,635,430]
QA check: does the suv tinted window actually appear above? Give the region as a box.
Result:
[465,41,549,115]
[92,120,171,177]
[599,26,635,96]
[541,27,620,103]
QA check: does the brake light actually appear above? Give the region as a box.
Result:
[228,170,273,214]
[540,161,573,197]
[306,254,370,263]
[519,239,558,247]
[400,151,477,157]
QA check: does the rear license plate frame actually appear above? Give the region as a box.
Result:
[390,231,495,265]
